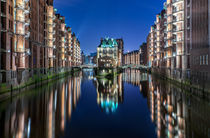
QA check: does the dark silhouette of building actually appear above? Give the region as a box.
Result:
[139,43,148,65]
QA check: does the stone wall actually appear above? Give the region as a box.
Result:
[152,67,210,93]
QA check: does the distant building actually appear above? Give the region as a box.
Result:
[116,39,124,66]
[147,34,151,67]
[139,43,148,66]
[90,52,97,65]
[81,51,85,65]
[82,52,97,65]
[84,55,91,65]
[72,33,81,66]
[124,50,140,65]
[97,38,123,67]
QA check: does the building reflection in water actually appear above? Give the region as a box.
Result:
[95,73,124,113]
[147,77,188,138]
[124,69,210,138]
[0,72,82,138]
[0,69,210,138]
[122,69,148,86]
[82,68,94,80]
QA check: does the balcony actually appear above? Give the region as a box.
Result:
[24,7,30,14]
[15,29,25,36]
[16,15,25,23]
[25,32,30,38]
[172,28,184,33]
[172,8,184,14]
[176,38,184,43]
[172,0,184,4]
[25,19,30,25]
[16,48,30,54]
[15,3,25,10]
[172,17,184,23]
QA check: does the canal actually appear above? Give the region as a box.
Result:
[0,69,210,138]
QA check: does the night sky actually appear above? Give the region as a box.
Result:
[54,0,165,55]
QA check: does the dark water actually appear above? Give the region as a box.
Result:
[0,69,210,138]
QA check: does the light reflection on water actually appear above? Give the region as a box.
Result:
[0,69,209,138]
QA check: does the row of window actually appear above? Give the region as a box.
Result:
[98,50,116,54]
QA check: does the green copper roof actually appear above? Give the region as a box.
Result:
[101,38,118,48]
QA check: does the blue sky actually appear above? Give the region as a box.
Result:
[54,0,165,54]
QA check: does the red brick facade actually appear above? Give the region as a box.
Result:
[0,0,81,85]
[124,50,140,65]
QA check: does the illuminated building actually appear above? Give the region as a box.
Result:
[47,4,56,69]
[148,10,167,69]
[97,37,124,67]
[71,33,81,67]
[124,50,140,65]
[0,0,81,86]
[54,14,66,68]
[165,0,189,79]
[0,0,30,83]
[147,0,210,84]
[65,27,73,67]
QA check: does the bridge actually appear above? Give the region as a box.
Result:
[79,64,97,69]
[78,64,149,70]
[122,64,149,70]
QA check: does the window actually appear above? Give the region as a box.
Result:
[206,55,209,65]
[200,56,202,65]
[193,57,196,65]
[203,55,205,65]
[103,50,107,54]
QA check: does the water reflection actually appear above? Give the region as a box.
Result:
[94,74,124,113]
[0,69,210,138]
[0,72,82,138]
[148,77,210,138]
[123,69,210,138]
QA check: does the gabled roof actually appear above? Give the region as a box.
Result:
[99,37,118,48]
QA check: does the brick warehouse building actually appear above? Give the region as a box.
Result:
[123,42,147,66]
[0,0,81,86]
[124,50,140,65]
[116,39,124,66]
[190,0,210,84]
[147,0,210,87]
